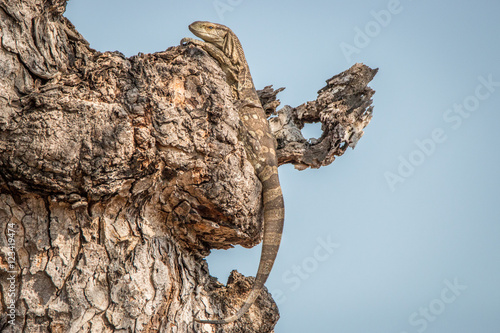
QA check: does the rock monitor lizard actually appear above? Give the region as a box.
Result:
[181,21,285,324]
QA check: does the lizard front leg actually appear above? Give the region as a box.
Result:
[181,37,239,91]
[181,38,230,68]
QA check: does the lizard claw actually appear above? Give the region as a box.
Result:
[180,37,195,45]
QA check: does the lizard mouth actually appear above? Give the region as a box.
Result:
[188,21,205,35]
[188,23,196,34]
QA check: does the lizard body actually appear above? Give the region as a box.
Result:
[182,21,285,324]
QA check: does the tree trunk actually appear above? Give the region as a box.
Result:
[0,1,377,332]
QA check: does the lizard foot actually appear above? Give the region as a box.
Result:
[180,37,199,46]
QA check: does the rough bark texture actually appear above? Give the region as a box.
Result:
[0,1,377,332]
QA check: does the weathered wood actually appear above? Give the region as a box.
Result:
[0,1,376,332]
[269,64,378,170]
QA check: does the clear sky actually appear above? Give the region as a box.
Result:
[66,1,500,332]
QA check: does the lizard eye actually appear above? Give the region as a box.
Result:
[208,26,214,29]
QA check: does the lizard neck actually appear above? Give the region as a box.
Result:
[230,37,260,105]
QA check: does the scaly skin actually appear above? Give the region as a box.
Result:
[181,21,285,324]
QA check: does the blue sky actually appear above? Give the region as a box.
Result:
[66,1,500,332]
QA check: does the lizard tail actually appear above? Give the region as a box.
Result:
[195,165,284,324]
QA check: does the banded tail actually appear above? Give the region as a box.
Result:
[195,165,284,324]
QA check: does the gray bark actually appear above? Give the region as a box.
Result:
[0,0,377,332]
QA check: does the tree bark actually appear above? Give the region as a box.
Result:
[0,1,377,332]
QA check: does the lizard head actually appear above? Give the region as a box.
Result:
[188,21,228,48]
